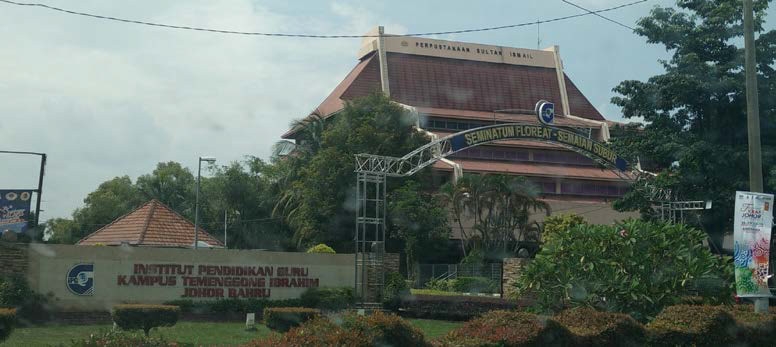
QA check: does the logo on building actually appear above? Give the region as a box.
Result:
[535,100,555,125]
[66,263,94,296]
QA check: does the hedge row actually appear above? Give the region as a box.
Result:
[0,308,16,342]
[554,307,645,347]
[399,294,526,321]
[439,310,572,346]
[111,304,180,336]
[263,307,320,332]
[164,287,353,319]
[247,311,429,347]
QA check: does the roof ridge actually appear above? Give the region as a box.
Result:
[137,200,158,244]
[76,199,157,244]
[149,199,223,246]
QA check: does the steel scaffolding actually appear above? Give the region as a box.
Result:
[354,172,386,306]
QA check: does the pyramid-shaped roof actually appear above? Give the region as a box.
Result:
[77,199,223,248]
[282,36,605,139]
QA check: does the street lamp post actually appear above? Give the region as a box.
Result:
[194,156,216,249]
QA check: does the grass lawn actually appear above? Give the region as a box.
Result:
[5,319,461,346]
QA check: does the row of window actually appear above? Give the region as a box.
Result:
[435,175,627,197]
[451,146,596,166]
[424,118,490,131]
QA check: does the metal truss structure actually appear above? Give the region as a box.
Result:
[355,122,632,180]
[354,172,387,307]
[353,122,632,306]
[634,174,711,224]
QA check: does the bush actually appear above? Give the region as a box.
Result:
[425,278,453,292]
[727,305,776,347]
[450,277,498,294]
[263,307,320,332]
[163,298,304,319]
[400,294,527,321]
[439,310,572,346]
[542,214,586,243]
[0,274,50,325]
[554,307,646,346]
[248,318,347,346]
[299,287,354,311]
[517,219,734,321]
[248,311,430,347]
[69,330,178,347]
[0,308,16,342]
[306,243,336,254]
[383,271,410,311]
[647,305,736,346]
[111,304,180,336]
[341,311,429,346]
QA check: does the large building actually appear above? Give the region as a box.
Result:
[283,27,637,228]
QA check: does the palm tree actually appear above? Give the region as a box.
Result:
[270,111,326,248]
[442,174,550,258]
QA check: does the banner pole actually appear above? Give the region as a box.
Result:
[35,153,46,228]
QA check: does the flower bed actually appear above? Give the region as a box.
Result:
[399,294,530,321]
[438,310,572,346]
[554,306,645,346]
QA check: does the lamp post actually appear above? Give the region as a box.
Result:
[194,156,216,249]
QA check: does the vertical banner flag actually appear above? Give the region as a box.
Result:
[734,191,774,297]
[0,190,33,233]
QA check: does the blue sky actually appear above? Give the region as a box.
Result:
[0,0,773,220]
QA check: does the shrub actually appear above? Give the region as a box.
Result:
[0,308,16,342]
[69,330,178,347]
[163,297,304,319]
[450,276,498,293]
[439,310,572,346]
[299,287,353,311]
[248,318,346,346]
[0,274,50,325]
[727,305,776,347]
[248,312,430,347]
[542,214,586,243]
[263,307,320,332]
[425,278,453,292]
[517,219,734,321]
[400,294,527,321]
[306,243,336,254]
[341,311,429,347]
[647,305,736,346]
[111,304,180,336]
[383,271,410,311]
[554,306,646,346]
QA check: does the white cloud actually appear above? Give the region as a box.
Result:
[0,0,399,220]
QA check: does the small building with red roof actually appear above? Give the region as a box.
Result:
[77,199,223,248]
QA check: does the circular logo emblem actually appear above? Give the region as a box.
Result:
[20,192,30,201]
[66,263,94,296]
[535,101,555,125]
[4,192,17,201]
[400,40,409,47]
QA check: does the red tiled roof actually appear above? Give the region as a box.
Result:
[433,159,630,181]
[387,53,604,120]
[77,200,223,248]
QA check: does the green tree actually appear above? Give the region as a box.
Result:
[200,157,291,250]
[136,162,196,218]
[272,93,432,251]
[67,176,144,243]
[388,181,450,277]
[610,0,776,250]
[442,174,549,260]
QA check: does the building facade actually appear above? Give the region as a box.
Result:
[283,27,637,232]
